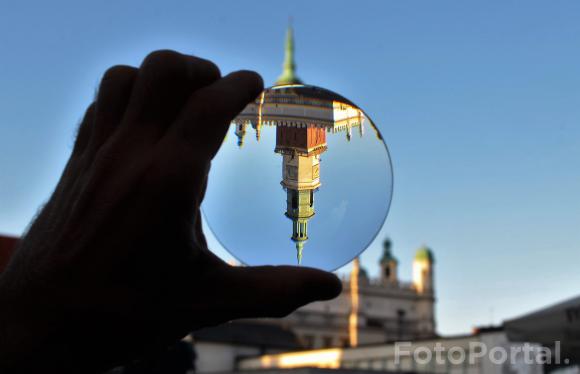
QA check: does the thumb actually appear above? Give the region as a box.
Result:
[208,265,343,321]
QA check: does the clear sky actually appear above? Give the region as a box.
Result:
[0,0,579,335]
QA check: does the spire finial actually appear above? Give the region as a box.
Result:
[296,241,304,265]
[276,21,302,86]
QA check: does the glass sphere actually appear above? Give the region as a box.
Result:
[202,84,393,271]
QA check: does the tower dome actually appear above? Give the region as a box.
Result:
[414,245,435,263]
[380,238,398,265]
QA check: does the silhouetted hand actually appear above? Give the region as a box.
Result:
[0,50,341,374]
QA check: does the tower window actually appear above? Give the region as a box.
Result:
[385,267,391,278]
[291,194,298,209]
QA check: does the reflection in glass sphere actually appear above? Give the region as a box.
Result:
[202,83,393,271]
[202,25,392,271]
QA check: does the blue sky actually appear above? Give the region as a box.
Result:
[1,1,579,335]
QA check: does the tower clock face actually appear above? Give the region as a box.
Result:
[202,84,393,271]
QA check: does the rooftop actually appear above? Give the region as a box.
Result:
[193,321,301,350]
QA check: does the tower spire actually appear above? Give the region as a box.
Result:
[296,241,304,265]
[276,22,302,86]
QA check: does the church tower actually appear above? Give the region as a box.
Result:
[234,122,247,148]
[252,122,262,142]
[412,245,436,337]
[379,238,398,285]
[412,245,435,294]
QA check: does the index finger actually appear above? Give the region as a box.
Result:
[170,70,263,160]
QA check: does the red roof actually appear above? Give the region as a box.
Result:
[0,234,19,272]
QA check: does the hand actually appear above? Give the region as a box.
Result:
[0,50,341,373]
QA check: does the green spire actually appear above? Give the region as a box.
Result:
[276,23,302,86]
[296,241,304,265]
[415,245,435,263]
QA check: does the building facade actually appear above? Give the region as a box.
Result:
[249,240,437,349]
[239,328,544,374]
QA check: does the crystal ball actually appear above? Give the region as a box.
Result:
[202,84,393,271]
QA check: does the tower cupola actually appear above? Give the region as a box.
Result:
[379,238,398,284]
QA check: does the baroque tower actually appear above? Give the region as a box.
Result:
[412,245,434,293]
[379,238,398,285]
[276,126,327,264]
[412,245,436,337]
[235,122,247,148]
[273,23,326,264]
